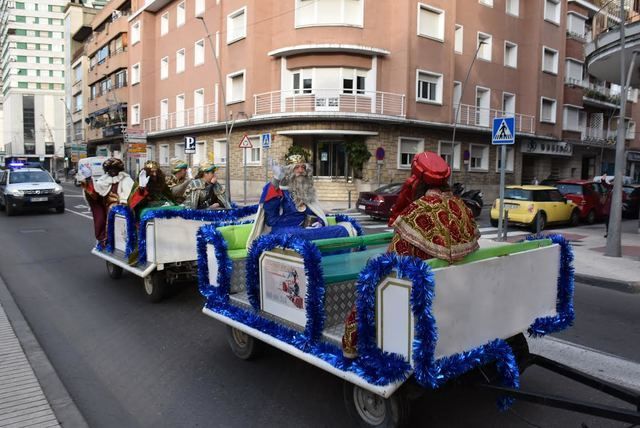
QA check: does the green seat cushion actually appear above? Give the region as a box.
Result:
[217,224,254,251]
[321,247,388,284]
[228,248,249,260]
[140,205,182,218]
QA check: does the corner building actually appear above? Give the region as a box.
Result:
[127,0,640,201]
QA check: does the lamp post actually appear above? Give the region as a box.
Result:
[197,16,231,206]
[449,41,486,188]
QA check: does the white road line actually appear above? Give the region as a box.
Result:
[65,209,93,220]
[65,194,84,198]
[529,336,640,392]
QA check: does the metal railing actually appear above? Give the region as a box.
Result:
[254,89,406,118]
[564,76,587,87]
[453,103,536,134]
[143,103,218,133]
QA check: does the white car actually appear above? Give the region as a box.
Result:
[0,167,65,216]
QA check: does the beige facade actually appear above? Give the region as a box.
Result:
[126,0,640,201]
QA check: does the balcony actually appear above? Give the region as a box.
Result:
[564,76,587,88]
[583,82,621,106]
[143,103,218,133]
[253,89,406,118]
[453,104,535,134]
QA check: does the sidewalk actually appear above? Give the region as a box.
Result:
[0,277,87,428]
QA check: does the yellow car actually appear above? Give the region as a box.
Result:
[490,185,581,232]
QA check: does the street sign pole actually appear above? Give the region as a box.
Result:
[498,144,507,241]
[244,148,247,205]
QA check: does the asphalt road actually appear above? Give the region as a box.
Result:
[0,184,637,427]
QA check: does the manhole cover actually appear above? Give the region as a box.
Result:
[19,228,47,234]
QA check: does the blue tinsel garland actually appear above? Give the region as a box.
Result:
[104,205,136,256]
[246,234,326,343]
[196,223,238,303]
[525,234,575,336]
[135,204,258,265]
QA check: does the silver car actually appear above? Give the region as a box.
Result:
[0,168,65,216]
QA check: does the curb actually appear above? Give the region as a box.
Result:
[575,273,640,294]
[0,275,89,428]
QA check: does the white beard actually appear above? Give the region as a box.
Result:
[289,174,316,206]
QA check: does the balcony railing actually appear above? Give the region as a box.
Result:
[143,103,218,133]
[564,76,587,88]
[453,103,535,134]
[254,89,406,118]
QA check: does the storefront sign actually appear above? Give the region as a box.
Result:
[521,140,573,156]
[628,151,640,162]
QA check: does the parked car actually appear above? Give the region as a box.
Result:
[0,167,65,216]
[356,183,403,220]
[555,180,607,224]
[490,185,581,232]
[623,185,640,219]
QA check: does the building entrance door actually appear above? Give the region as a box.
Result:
[582,156,596,179]
[315,141,347,179]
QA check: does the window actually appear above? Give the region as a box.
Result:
[194,88,205,124]
[131,104,140,125]
[479,0,493,6]
[160,99,169,130]
[131,63,140,84]
[506,0,519,16]
[131,21,141,44]
[398,138,424,169]
[175,143,185,160]
[242,137,262,165]
[177,2,185,27]
[454,25,463,53]
[453,81,462,110]
[194,39,205,65]
[542,46,558,74]
[74,94,83,112]
[416,70,442,104]
[115,70,127,88]
[159,144,170,165]
[544,0,560,24]
[475,87,490,126]
[146,145,155,162]
[469,144,489,171]
[567,12,586,37]
[73,64,82,82]
[227,70,245,103]
[417,4,445,41]
[540,97,557,123]
[195,0,205,16]
[193,141,206,164]
[214,139,227,164]
[502,92,515,116]
[227,7,247,43]
[160,57,169,79]
[176,49,185,73]
[295,0,364,27]
[292,72,313,94]
[563,106,583,132]
[438,141,461,170]
[565,59,584,86]
[161,12,169,36]
[176,94,185,127]
[477,32,492,61]
[504,41,517,68]
[495,147,514,172]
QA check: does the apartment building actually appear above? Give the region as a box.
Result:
[0,0,68,172]
[81,0,131,161]
[64,0,101,166]
[127,0,640,201]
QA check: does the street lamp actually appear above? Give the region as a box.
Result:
[197,16,232,206]
[449,40,487,188]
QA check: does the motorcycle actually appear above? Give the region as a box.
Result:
[453,182,483,218]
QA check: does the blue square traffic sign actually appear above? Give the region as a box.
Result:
[492,117,515,145]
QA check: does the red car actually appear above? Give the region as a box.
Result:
[356,183,403,220]
[555,180,608,224]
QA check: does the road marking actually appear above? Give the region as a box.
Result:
[529,336,640,392]
[65,209,92,220]
[65,194,84,198]
[74,204,88,209]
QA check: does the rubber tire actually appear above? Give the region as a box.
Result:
[106,261,123,280]
[343,382,411,428]
[569,209,580,227]
[226,326,262,360]
[55,205,65,214]
[585,209,596,225]
[5,199,17,217]
[490,218,498,227]
[143,270,167,303]
[530,212,546,233]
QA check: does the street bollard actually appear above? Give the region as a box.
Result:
[503,210,509,240]
[348,190,352,209]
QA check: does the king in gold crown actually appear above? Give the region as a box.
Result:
[144,160,160,171]
[286,154,305,165]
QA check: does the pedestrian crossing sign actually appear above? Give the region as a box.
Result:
[492,117,515,145]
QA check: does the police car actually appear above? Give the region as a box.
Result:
[0,166,65,216]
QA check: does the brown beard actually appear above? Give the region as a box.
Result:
[146,170,168,195]
[289,174,316,206]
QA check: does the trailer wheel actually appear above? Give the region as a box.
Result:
[106,261,123,279]
[143,270,167,303]
[226,326,261,360]
[343,382,410,428]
